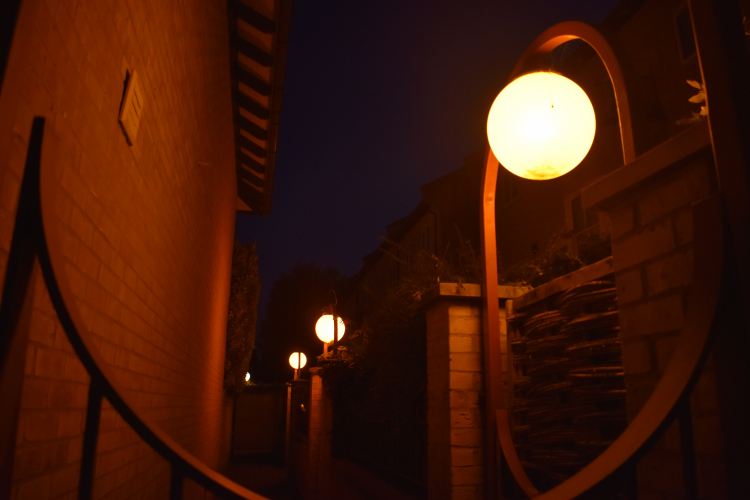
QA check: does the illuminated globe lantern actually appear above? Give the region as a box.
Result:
[315,314,346,343]
[289,352,307,369]
[289,352,307,380]
[486,72,596,180]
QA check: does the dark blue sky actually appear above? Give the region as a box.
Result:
[235,0,621,320]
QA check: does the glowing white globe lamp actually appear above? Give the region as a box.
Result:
[315,314,346,343]
[289,352,307,369]
[245,372,250,383]
[487,72,596,180]
[289,352,307,380]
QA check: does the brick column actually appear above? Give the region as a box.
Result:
[305,367,331,500]
[423,283,525,500]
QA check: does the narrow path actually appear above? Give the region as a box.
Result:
[224,455,300,500]
[223,455,419,500]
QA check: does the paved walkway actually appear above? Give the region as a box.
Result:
[223,455,419,500]
[224,455,299,500]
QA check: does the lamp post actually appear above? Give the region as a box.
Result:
[482,61,598,498]
[480,10,746,497]
[315,312,345,357]
[289,352,307,380]
[314,290,345,357]
[484,74,597,474]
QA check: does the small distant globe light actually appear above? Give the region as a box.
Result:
[289,352,307,369]
[487,71,596,180]
[315,314,346,343]
[245,372,250,382]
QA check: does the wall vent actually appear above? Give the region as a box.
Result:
[119,70,144,145]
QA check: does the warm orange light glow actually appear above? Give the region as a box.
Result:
[315,314,346,343]
[289,352,307,369]
[487,72,596,180]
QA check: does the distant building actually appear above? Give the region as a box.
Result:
[343,150,484,321]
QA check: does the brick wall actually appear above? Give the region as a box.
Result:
[425,293,485,500]
[0,0,237,498]
[587,123,733,499]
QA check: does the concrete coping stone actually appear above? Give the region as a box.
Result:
[419,257,614,311]
[419,282,531,308]
[287,379,310,386]
[581,120,711,211]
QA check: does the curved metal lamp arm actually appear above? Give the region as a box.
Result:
[481,21,724,498]
[508,21,637,165]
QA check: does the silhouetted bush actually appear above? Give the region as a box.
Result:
[224,240,261,396]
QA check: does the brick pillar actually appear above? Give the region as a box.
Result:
[423,283,524,500]
[426,296,482,500]
[305,367,331,500]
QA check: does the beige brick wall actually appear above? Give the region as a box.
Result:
[0,0,237,498]
[426,299,485,500]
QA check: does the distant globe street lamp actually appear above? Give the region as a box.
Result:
[315,314,346,343]
[483,73,596,495]
[315,313,345,356]
[314,289,346,357]
[487,71,596,180]
[289,352,307,380]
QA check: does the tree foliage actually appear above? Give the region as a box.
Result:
[252,262,347,383]
[324,238,482,416]
[677,79,708,125]
[501,231,612,287]
[323,231,612,415]
[224,240,261,396]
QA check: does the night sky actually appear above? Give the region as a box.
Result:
[235,1,622,322]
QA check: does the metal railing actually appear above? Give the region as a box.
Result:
[0,117,268,500]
